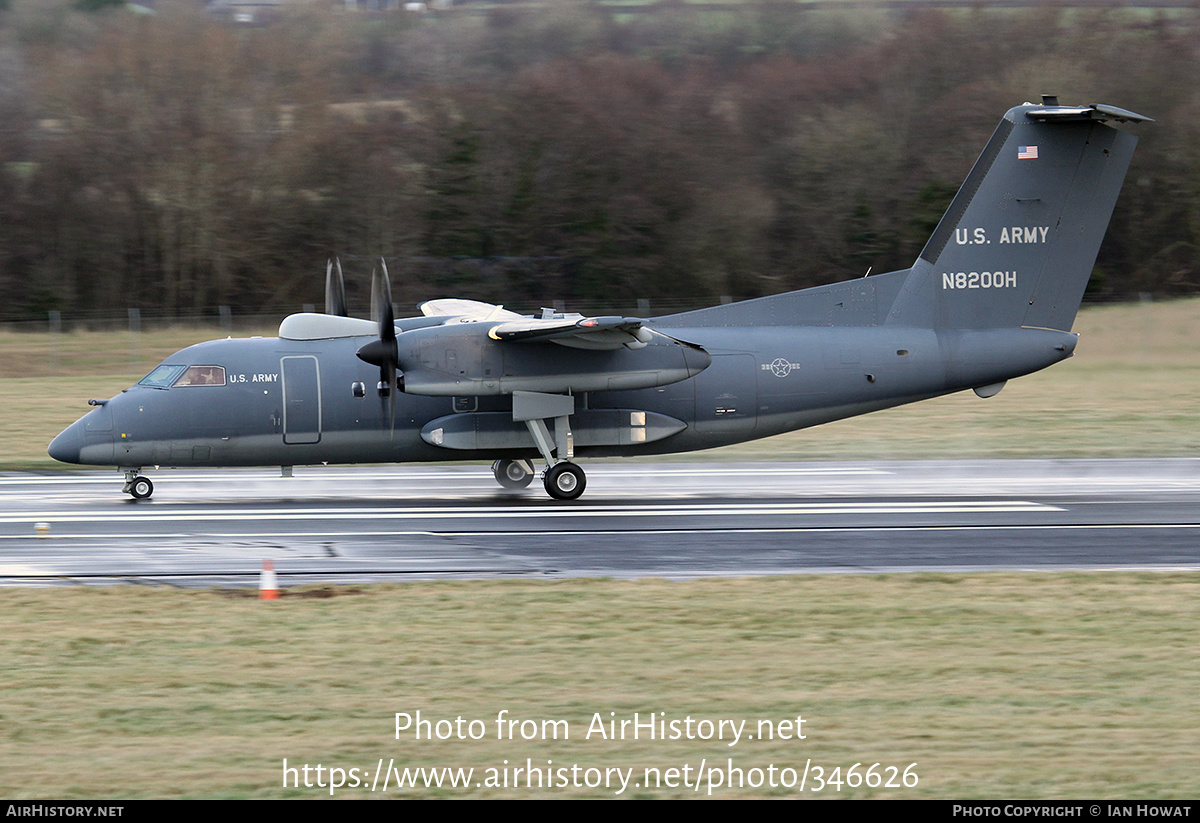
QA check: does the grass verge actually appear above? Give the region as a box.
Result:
[1,573,1197,798]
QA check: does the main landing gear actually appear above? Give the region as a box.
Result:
[494,391,590,501]
[122,469,154,500]
[492,456,587,500]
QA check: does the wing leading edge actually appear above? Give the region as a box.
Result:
[422,299,654,351]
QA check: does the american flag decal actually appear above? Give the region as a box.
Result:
[1018,145,1039,160]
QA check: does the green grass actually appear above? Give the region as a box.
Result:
[1,574,1197,798]
[5,298,1198,469]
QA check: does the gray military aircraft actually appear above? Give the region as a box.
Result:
[49,98,1150,501]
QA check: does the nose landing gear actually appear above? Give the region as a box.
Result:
[121,469,154,500]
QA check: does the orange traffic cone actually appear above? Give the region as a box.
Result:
[259,559,280,600]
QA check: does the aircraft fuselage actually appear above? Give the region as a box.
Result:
[51,321,1075,471]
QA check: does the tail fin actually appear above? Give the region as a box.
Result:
[887,99,1150,332]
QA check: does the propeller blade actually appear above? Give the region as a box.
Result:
[370,266,381,325]
[325,258,348,317]
[381,359,397,437]
[358,258,400,437]
[376,258,396,344]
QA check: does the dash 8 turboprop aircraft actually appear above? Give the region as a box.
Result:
[50,98,1150,500]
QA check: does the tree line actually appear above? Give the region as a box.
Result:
[1,0,1198,322]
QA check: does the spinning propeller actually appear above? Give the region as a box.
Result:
[355,259,402,433]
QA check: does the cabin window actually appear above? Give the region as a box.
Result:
[172,365,226,387]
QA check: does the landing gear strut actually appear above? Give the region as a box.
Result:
[122,469,153,500]
[512,391,588,501]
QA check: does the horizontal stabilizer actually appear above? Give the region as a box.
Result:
[1024,103,1153,123]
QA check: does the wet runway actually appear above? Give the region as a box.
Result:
[2,460,1198,586]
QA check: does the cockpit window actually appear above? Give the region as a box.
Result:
[173,365,226,387]
[137,364,226,388]
[138,365,187,388]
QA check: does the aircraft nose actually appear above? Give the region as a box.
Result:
[48,420,84,464]
[49,400,117,465]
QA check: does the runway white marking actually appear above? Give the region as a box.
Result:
[0,564,52,574]
[5,522,1200,542]
[0,500,1061,525]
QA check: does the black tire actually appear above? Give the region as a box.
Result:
[130,477,154,499]
[544,462,586,501]
[493,459,534,490]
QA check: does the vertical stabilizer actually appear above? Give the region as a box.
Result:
[887,100,1149,332]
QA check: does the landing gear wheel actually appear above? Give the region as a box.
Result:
[129,476,154,500]
[493,459,534,490]
[544,462,586,501]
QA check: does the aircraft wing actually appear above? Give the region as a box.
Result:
[487,316,653,350]
[420,298,655,350]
